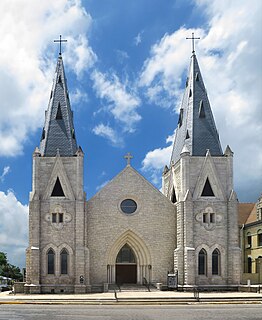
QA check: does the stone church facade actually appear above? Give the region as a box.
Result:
[25,49,241,294]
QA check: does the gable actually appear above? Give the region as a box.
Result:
[88,165,175,209]
[193,152,225,200]
[43,157,75,200]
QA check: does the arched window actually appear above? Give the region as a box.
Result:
[198,249,207,275]
[60,249,68,275]
[116,244,136,264]
[47,249,55,274]
[257,230,262,247]
[212,249,220,275]
[247,257,252,273]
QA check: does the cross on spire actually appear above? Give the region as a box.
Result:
[186,32,200,54]
[54,35,67,55]
[124,152,133,166]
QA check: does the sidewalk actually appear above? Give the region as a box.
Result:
[1,290,262,305]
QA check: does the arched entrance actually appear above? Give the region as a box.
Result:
[106,230,152,284]
[116,244,137,284]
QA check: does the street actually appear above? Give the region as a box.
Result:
[0,304,262,320]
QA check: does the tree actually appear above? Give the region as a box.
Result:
[0,252,23,282]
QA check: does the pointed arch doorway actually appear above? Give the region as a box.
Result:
[116,244,137,284]
[106,230,152,285]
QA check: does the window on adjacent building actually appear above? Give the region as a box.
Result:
[47,249,55,274]
[247,257,252,273]
[256,257,262,273]
[60,249,68,274]
[257,230,262,247]
[247,233,252,248]
[198,249,207,275]
[212,249,220,275]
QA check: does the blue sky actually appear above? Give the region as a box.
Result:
[0,0,261,269]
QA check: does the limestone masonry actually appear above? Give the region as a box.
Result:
[26,49,241,294]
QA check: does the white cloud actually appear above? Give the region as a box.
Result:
[0,166,10,182]
[139,0,262,201]
[96,180,110,191]
[93,123,123,146]
[142,137,173,184]
[0,0,93,157]
[139,27,207,110]
[134,31,143,46]
[70,88,88,106]
[91,70,141,133]
[0,190,28,268]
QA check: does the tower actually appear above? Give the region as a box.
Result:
[162,46,241,287]
[26,53,88,293]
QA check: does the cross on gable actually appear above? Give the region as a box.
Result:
[124,152,133,166]
[54,35,67,55]
[186,32,200,54]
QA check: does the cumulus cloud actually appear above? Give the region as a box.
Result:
[0,190,28,268]
[0,0,93,157]
[93,123,124,146]
[142,137,173,184]
[0,166,10,182]
[140,0,262,200]
[91,70,141,133]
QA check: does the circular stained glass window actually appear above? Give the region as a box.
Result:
[120,199,137,214]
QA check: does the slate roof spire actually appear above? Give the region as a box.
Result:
[39,54,78,157]
[170,51,222,164]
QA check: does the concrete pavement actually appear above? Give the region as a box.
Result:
[1,290,262,305]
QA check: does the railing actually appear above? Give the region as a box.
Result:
[143,277,151,292]
[193,287,200,301]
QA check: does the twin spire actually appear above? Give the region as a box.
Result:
[39,34,221,163]
[39,54,78,157]
[170,43,222,164]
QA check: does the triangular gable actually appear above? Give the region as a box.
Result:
[193,151,225,200]
[89,165,175,209]
[43,157,75,200]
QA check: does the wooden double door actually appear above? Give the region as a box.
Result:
[116,264,137,284]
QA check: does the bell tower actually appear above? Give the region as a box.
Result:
[163,39,241,287]
[26,46,88,293]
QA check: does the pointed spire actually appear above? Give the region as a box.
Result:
[39,55,78,156]
[170,53,222,164]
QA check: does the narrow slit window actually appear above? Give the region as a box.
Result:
[56,103,63,120]
[59,213,63,223]
[195,72,199,81]
[198,249,207,275]
[52,213,57,223]
[47,249,55,275]
[60,249,68,275]
[199,100,205,118]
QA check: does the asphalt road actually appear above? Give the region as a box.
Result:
[0,304,262,320]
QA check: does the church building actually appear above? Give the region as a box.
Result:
[25,42,241,293]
